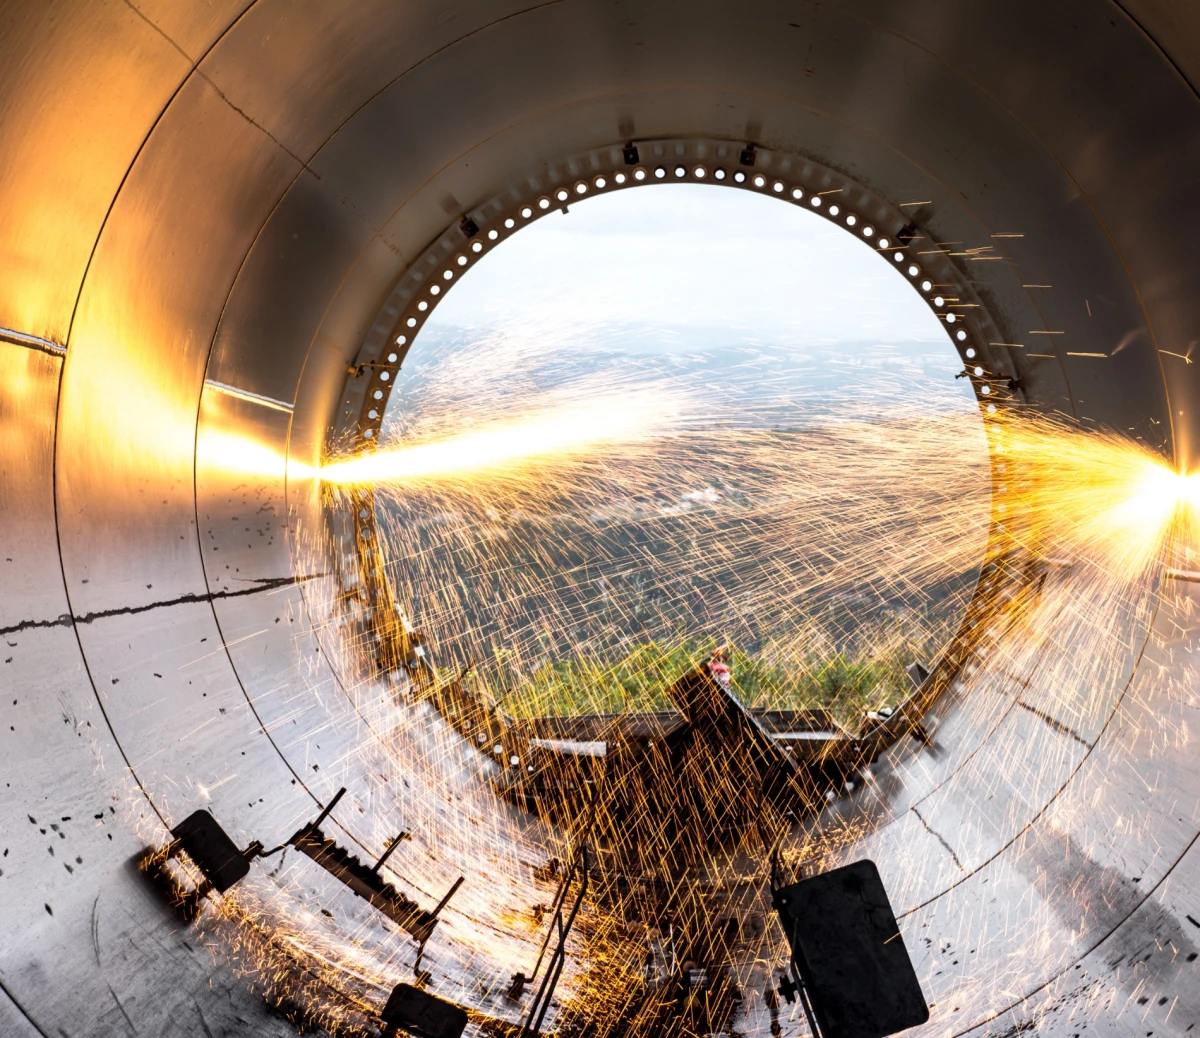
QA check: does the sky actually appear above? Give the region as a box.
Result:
[381,182,979,448]
[422,182,950,347]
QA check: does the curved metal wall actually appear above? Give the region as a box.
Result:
[2,2,1199,1035]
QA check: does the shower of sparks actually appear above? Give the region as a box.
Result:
[205,395,1200,1035]
[141,186,1200,1034]
[986,413,1199,579]
[177,357,1200,1037]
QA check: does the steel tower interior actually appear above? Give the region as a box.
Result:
[3,3,1200,1036]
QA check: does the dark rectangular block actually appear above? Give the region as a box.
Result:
[774,859,928,1038]
[382,983,468,1038]
[171,810,250,893]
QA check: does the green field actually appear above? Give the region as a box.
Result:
[471,614,939,732]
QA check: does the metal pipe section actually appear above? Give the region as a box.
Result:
[2,2,1200,1035]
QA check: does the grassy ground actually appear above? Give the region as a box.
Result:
[474,622,932,732]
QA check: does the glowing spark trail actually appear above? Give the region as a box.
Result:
[128,185,1200,1038]
[320,388,684,487]
[190,393,1200,1038]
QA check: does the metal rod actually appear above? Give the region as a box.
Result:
[428,875,465,919]
[521,846,589,1038]
[1166,567,1200,583]
[372,831,410,873]
[523,856,576,983]
[522,920,564,1034]
[310,786,347,831]
[792,959,821,1038]
[531,856,589,1037]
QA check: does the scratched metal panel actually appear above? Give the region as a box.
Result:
[76,604,307,833]
[0,342,65,631]
[3,1,1200,1035]
[821,566,1159,899]
[0,1,190,343]
[0,993,41,1038]
[814,575,1200,1036]
[198,0,537,161]
[57,72,300,614]
[0,336,289,1035]
[194,384,369,798]
[204,171,373,406]
[196,386,297,588]
[131,0,254,60]
[0,616,303,1038]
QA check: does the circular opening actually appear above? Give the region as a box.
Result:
[368,184,988,727]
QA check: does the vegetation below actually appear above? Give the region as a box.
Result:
[471,611,943,732]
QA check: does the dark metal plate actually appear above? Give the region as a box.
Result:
[774,859,928,1038]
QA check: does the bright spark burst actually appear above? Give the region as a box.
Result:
[174,323,1200,1037]
[175,401,1200,1037]
[123,184,1200,1037]
[985,411,1198,578]
[319,387,686,487]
